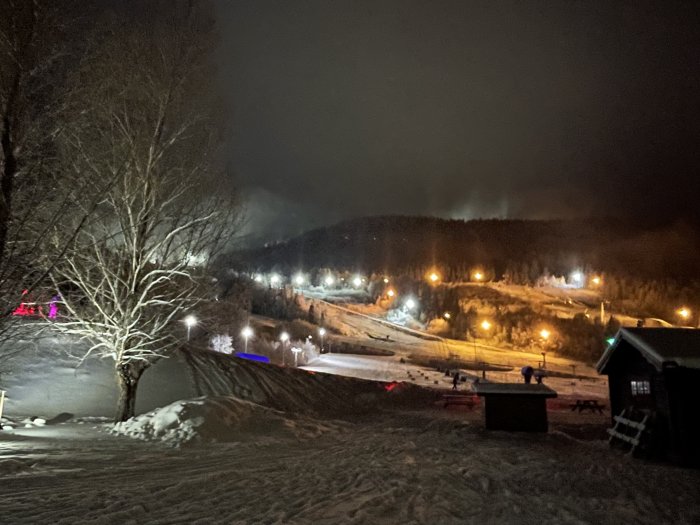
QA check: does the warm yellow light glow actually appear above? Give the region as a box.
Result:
[443,312,451,319]
[480,320,492,330]
[383,277,389,284]
[678,307,691,319]
[473,271,483,281]
[591,276,601,286]
[279,332,289,342]
[386,289,396,298]
[429,272,440,282]
[540,329,551,340]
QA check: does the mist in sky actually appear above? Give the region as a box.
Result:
[214,0,700,241]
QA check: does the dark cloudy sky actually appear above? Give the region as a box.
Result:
[214,0,700,240]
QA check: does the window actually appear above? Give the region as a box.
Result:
[630,380,651,396]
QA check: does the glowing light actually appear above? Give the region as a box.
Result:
[184,315,197,328]
[270,274,280,285]
[253,274,262,282]
[294,274,304,286]
[480,320,492,330]
[571,272,583,284]
[405,298,416,310]
[384,381,398,392]
[428,272,440,283]
[234,352,270,363]
[352,276,362,287]
[386,289,396,298]
[324,275,334,286]
[383,278,389,284]
[473,271,483,282]
[319,327,326,336]
[279,332,289,343]
[677,307,691,320]
[606,337,615,345]
[241,326,253,338]
[591,276,601,286]
[443,312,451,319]
[540,329,551,340]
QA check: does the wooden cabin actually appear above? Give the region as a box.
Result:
[597,328,700,466]
[474,383,557,432]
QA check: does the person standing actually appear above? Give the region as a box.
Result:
[452,372,459,390]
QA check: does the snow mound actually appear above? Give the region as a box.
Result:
[112,396,342,446]
[0,459,34,475]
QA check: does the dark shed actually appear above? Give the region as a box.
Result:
[597,328,700,466]
[474,383,557,432]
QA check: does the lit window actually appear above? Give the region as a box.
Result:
[630,380,651,396]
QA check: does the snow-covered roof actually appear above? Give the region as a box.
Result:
[597,328,700,374]
[473,383,557,397]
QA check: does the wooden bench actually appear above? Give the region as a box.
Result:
[442,395,477,408]
[569,399,605,414]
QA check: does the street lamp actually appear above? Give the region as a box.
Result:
[291,346,302,367]
[319,327,326,351]
[279,331,289,365]
[383,277,389,284]
[677,307,691,324]
[386,288,396,298]
[184,315,197,341]
[443,312,451,319]
[352,276,362,287]
[294,274,304,286]
[241,326,253,352]
[324,275,334,287]
[591,276,602,286]
[539,329,551,368]
[428,272,440,283]
[270,274,280,286]
[471,319,492,363]
[405,298,416,310]
[473,271,484,282]
[570,271,583,286]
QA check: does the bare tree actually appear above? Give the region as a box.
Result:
[49,2,241,421]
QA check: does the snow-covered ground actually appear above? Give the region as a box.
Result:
[1,311,688,523]
[2,401,699,524]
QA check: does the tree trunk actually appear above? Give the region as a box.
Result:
[115,362,147,422]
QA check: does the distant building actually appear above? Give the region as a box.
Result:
[597,328,700,466]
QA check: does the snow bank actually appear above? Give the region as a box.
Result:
[112,395,342,446]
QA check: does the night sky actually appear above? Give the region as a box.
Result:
[214,1,700,240]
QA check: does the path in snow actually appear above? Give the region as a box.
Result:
[2,410,699,525]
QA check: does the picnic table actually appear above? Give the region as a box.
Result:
[570,399,605,414]
[442,394,477,408]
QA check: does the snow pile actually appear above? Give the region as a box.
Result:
[0,458,35,475]
[112,395,342,446]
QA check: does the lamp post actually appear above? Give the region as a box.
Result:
[241,326,253,353]
[474,320,492,371]
[184,315,197,341]
[291,347,302,367]
[279,331,289,365]
[539,329,550,368]
[319,327,326,352]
